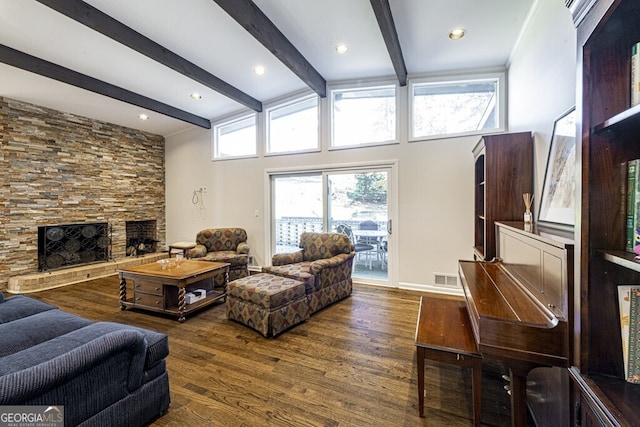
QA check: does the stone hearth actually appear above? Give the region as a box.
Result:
[7,253,167,293]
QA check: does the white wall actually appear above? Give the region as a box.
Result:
[165,102,477,291]
[165,1,577,292]
[508,0,577,213]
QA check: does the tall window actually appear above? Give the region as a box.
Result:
[212,114,257,159]
[266,96,319,154]
[410,75,503,140]
[331,85,397,148]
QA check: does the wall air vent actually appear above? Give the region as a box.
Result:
[434,273,458,288]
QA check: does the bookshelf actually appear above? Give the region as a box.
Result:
[472,132,532,261]
[570,0,640,425]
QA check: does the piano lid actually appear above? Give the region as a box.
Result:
[461,261,559,328]
[460,260,569,367]
[459,222,573,368]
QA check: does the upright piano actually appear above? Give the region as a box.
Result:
[459,221,574,426]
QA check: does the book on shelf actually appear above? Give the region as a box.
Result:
[618,285,640,383]
[625,159,640,253]
[618,285,633,379]
[633,42,640,107]
[628,288,640,383]
[625,161,632,252]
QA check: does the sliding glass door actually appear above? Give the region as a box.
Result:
[272,174,323,253]
[271,169,389,283]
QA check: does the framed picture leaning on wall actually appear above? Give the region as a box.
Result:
[538,106,577,229]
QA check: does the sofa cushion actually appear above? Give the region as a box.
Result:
[262,262,317,293]
[0,295,57,325]
[76,322,169,369]
[109,323,168,369]
[300,232,354,261]
[0,309,93,357]
[0,326,145,377]
[271,250,303,266]
[202,251,248,266]
[0,321,167,378]
[0,329,149,405]
[196,228,248,252]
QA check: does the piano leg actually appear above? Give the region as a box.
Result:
[507,361,538,427]
[472,358,483,426]
[417,346,425,417]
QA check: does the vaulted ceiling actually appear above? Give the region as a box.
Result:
[0,0,534,136]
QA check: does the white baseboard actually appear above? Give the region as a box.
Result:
[351,278,464,297]
[398,281,464,297]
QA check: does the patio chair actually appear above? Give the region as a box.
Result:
[336,224,375,269]
[358,220,385,267]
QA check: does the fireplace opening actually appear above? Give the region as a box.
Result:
[38,222,111,271]
[126,220,159,256]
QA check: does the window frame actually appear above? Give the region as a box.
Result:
[264,93,321,156]
[408,72,506,142]
[328,81,400,150]
[211,112,258,161]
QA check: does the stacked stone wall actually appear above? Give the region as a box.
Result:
[0,97,166,290]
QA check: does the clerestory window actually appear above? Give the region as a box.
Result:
[266,95,319,155]
[330,84,398,148]
[212,113,257,159]
[410,74,504,140]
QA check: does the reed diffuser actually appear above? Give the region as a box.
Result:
[523,193,534,224]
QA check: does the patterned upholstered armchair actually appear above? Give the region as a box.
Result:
[187,228,250,284]
[262,232,355,314]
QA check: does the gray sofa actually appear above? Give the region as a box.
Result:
[0,292,170,426]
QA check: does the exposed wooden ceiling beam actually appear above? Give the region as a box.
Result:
[35,0,262,112]
[0,44,211,129]
[213,0,327,98]
[370,0,407,86]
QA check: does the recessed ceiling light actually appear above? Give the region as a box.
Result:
[190,93,202,100]
[138,114,149,120]
[449,28,466,40]
[336,44,349,54]
[254,65,265,75]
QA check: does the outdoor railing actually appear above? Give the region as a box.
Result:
[275,217,387,248]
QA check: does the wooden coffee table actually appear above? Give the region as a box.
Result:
[118,259,230,322]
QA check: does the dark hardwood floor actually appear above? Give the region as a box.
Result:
[26,276,528,426]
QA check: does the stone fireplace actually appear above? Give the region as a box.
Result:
[0,97,167,291]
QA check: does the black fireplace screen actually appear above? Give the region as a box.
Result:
[38,222,110,271]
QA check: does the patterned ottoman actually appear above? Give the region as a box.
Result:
[226,273,309,337]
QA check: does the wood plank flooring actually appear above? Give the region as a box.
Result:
[26,276,529,426]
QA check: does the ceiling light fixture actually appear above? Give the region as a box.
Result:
[449,28,466,40]
[336,44,349,54]
[190,93,202,100]
[138,114,149,120]
[253,65,265,75]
